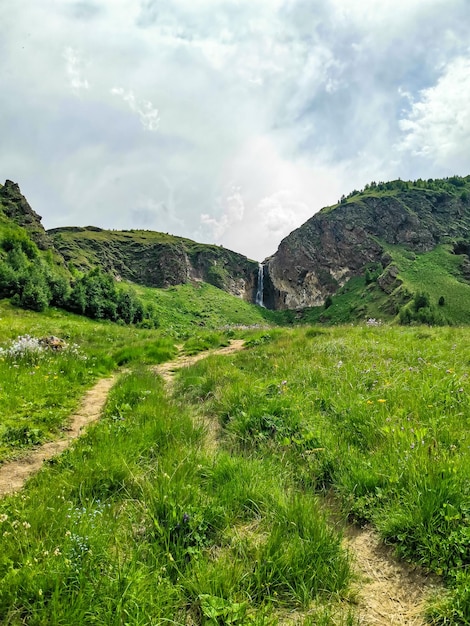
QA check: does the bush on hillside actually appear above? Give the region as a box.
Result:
[398,292,447,326]
[413,291,430,311]
[0,233,158,326]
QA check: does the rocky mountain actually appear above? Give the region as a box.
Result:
[0,180,259,304]
[263,177,470,310]
[3,176,470,324]
[0,180,54,251]
[48,227,258,301]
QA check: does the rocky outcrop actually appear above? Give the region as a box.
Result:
[377,264,401,294]
[0,181,53,250]
[264,185,470,309]
[49,227,258,302]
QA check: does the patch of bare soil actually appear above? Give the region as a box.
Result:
[272,521,441,626]
[343,523,441,625]
[0,375,117,498]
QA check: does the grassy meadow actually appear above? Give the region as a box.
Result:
[0,296,469,623]
[173,325,470,623]
[0,282,267,462]
[0,301,178,462]
[0,367,355,624]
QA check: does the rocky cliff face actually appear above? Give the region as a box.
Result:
[264,184,470,309]
[48,227,259,302]
[0,181,53,250]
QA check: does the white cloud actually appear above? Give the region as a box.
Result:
[64,47,89,93]
[111,87,160,131]
[1,0,470,261]
[200,186,245,240]
[330,0,446,29]
[259,191,307,236]
[399,55,470,166]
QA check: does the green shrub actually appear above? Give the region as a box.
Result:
[1,228,38,259]
[413,291,430,311]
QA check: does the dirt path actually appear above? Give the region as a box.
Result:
[344,524,440,625]
[152,340,246,452]
[0,375,117,497]
[152,339,245,387]
[0,341,245,499]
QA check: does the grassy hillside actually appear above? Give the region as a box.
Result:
[135,281,281,335]
[1,176,470,622]
[1,323,469,623]
[339,174,470,206]
[389,245,470,324]
[294,243,470,326]
[49,226,258,295]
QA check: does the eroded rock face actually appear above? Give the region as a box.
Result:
[264,188,470,309]
[49,227,259,302]
[264,208,382,309]
[0,181,53,250]
[377,265,401,294]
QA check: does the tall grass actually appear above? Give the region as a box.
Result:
[2,302,469,623]
[175,325,470,623]
[0,302,176,461]
[0,365,353,625]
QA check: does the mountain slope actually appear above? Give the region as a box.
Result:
[3,176,470,325]
[263,177,470,322]
[0,179,260,305]
[48,227,258,301]
[0,181,269,327]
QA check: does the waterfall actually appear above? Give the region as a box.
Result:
[255,263,265,307]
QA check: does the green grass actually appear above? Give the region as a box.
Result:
[0,277,283,462]
[182,331,230,355]
[390,245,470,324]
[0,366,354,625]
[298,276,389,325]
[0,302,176,462]
[2,289,470,622]
[135,281,280,335]
[174,325,470,623]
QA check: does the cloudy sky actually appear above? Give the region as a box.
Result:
[1,0,470,261]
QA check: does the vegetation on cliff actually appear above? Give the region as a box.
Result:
[0,224,158,326]
[0,181,265,327]
[265,175,470,324]
[48,226,258,297]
